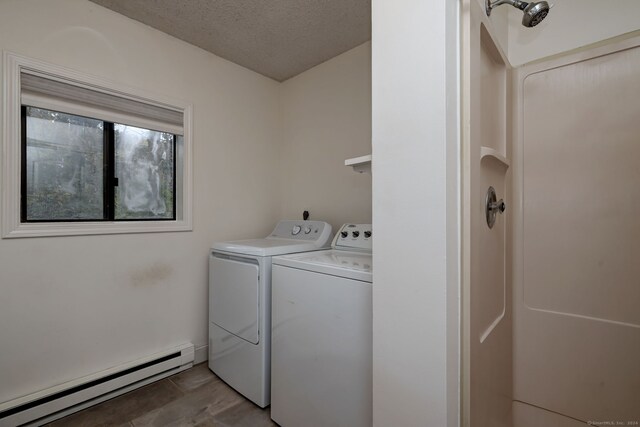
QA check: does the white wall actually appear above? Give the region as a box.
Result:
[280,42,372,231]
[371,0,459,426]
[0,0,282,403]
[508,0,640,66]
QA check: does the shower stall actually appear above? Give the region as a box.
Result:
[462,1,640,425]
[511,34,640,426]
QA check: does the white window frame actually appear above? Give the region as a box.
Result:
[1,52,193,238]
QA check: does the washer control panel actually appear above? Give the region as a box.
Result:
[332,223,372,252]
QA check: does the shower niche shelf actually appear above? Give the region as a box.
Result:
[345,154,372,174]
[480,146,509,169]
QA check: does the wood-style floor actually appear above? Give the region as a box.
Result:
[46,363,276,427]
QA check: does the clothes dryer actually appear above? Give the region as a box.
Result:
[209,220,332,407]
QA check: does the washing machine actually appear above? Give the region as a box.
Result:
[271,223,373,427]
[208,220,332,408]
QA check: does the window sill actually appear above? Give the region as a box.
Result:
[3,220,192,239]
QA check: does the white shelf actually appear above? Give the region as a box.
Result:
[480,147,509,169]
[345,154,372,174]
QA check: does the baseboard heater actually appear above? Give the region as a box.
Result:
[0,343,194,427]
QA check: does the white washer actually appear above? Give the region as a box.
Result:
[209,220,332,408]
[271,223,373,427]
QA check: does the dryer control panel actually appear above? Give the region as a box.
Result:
[268,220,332,243]
[332,223,372,252]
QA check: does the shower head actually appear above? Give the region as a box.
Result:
[521,1,550,27]
[486,0,550,27]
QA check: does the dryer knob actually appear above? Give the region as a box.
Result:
[292,225,301,235]
[352,231,360,238]
[304,227,311,234]
[340,231,349,238]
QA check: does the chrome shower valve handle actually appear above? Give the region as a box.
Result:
[485,186,506,229]
[489,199,506,214]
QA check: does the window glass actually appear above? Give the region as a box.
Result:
[114,124,175,220]
[24,107,104,221]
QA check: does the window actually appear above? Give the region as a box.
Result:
[2,53,192,238]
[23,107,177,222]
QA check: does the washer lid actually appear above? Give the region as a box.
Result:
[273,249,373,282]
[212,238,329,257]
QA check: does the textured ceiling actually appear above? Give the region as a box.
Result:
[89,0,371,82]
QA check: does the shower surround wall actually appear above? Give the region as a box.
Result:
[464,1,640,425]
[507,0,640,66]
[462,3,513,426]
[511,34,640,425]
